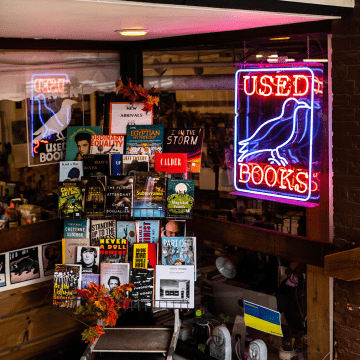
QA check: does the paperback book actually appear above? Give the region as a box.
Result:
[121,154,149,176]
[58,181,82,218]
[65,126,102,161]
[76,246,100,274]
[134,172,166,218]
[117,221,137,258]
[164,128,204,173]
[81,176,107,217]
[161,237,196,272]
[59,161,83,182]
[53,264,82,308]
[166,179,195,218]
[155,265,195,309]
[81,274,100,289]
[106,176,134,216]
[90,135,125,155]
[136,220,160,243]
[126,124,164,169]
[133,243,157,269]
[83,154,111,176]
[90,219,116,246]
[64,218,90,239]
[154,153,187,174]
[117,221,137,246]
[111,154,122,175]
[100,262,130,292]
[130,268,154,308]
[62,238,90,264]
[99,238,128,263]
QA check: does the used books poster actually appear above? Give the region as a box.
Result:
[27,74,77,167]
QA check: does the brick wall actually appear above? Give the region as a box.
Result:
[332,1,360,358]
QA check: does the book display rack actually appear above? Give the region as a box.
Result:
[55,106,200,359]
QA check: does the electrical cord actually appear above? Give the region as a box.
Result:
[235,338,242,360]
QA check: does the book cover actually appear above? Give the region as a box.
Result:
[121,154,149,176]
[64,218,90,239]
[126,124,164,169]
[59,161,83,182]
[106,176,134,216]
[155,265,195,309]
[53,264,82,308]
[81,176,107,217]
[133,243,157,269]
[99,238,128,263]
[90,135,125,154]
[161,237,196,271]
[166,179,195,217]
[62,238,90,264]
[100,263,130,292]
[134,172,166,218]
[90,219,116,246]
[160,220,186,237]
[117,221,137,246]
[111,154,122,175]
[65,126,102,161]
[76,246,100,274]
[130,268,154,308]
[41,241,62,276]
[154,153,187,174]
[164,128,204,173]
[81,274,100,289]
[117,221,136,259]
[58,181,82,218]
[83,154,111,176]
[136,220,160,243]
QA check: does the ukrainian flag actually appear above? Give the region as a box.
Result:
[244,300,283,337]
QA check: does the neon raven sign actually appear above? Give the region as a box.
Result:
[233,65,323,207]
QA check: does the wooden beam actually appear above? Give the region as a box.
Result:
[0,219,63,253]
[186,215,332,267]
[324,247,360,281]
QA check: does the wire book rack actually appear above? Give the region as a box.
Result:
[59,206,193,220]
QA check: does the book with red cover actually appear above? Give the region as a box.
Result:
[133,242,157,269]
[154,153,187,173]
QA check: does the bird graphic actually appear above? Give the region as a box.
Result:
[238,97,311,166]
[33,95,77,141]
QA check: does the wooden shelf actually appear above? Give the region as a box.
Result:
[187,214,332,267]
[324,247,360,281]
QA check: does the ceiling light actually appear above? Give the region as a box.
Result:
[116,29,147,36]
[256,54,263,58]
[303,59,328,63]
[269,54,278,58]
[285,58,296,62]
[269,37,290,41]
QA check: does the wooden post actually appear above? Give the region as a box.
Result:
[90,92,96,126]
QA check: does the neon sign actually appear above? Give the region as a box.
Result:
[28,73,76,167]
[233,65,323,206]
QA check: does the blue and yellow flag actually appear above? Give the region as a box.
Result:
[244,300,283,337]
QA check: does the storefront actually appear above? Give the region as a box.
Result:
[0,1,358,359]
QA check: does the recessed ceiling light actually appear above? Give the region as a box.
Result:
[269,37,290,41]
[116,29,148,36]
[303,59,328,62]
